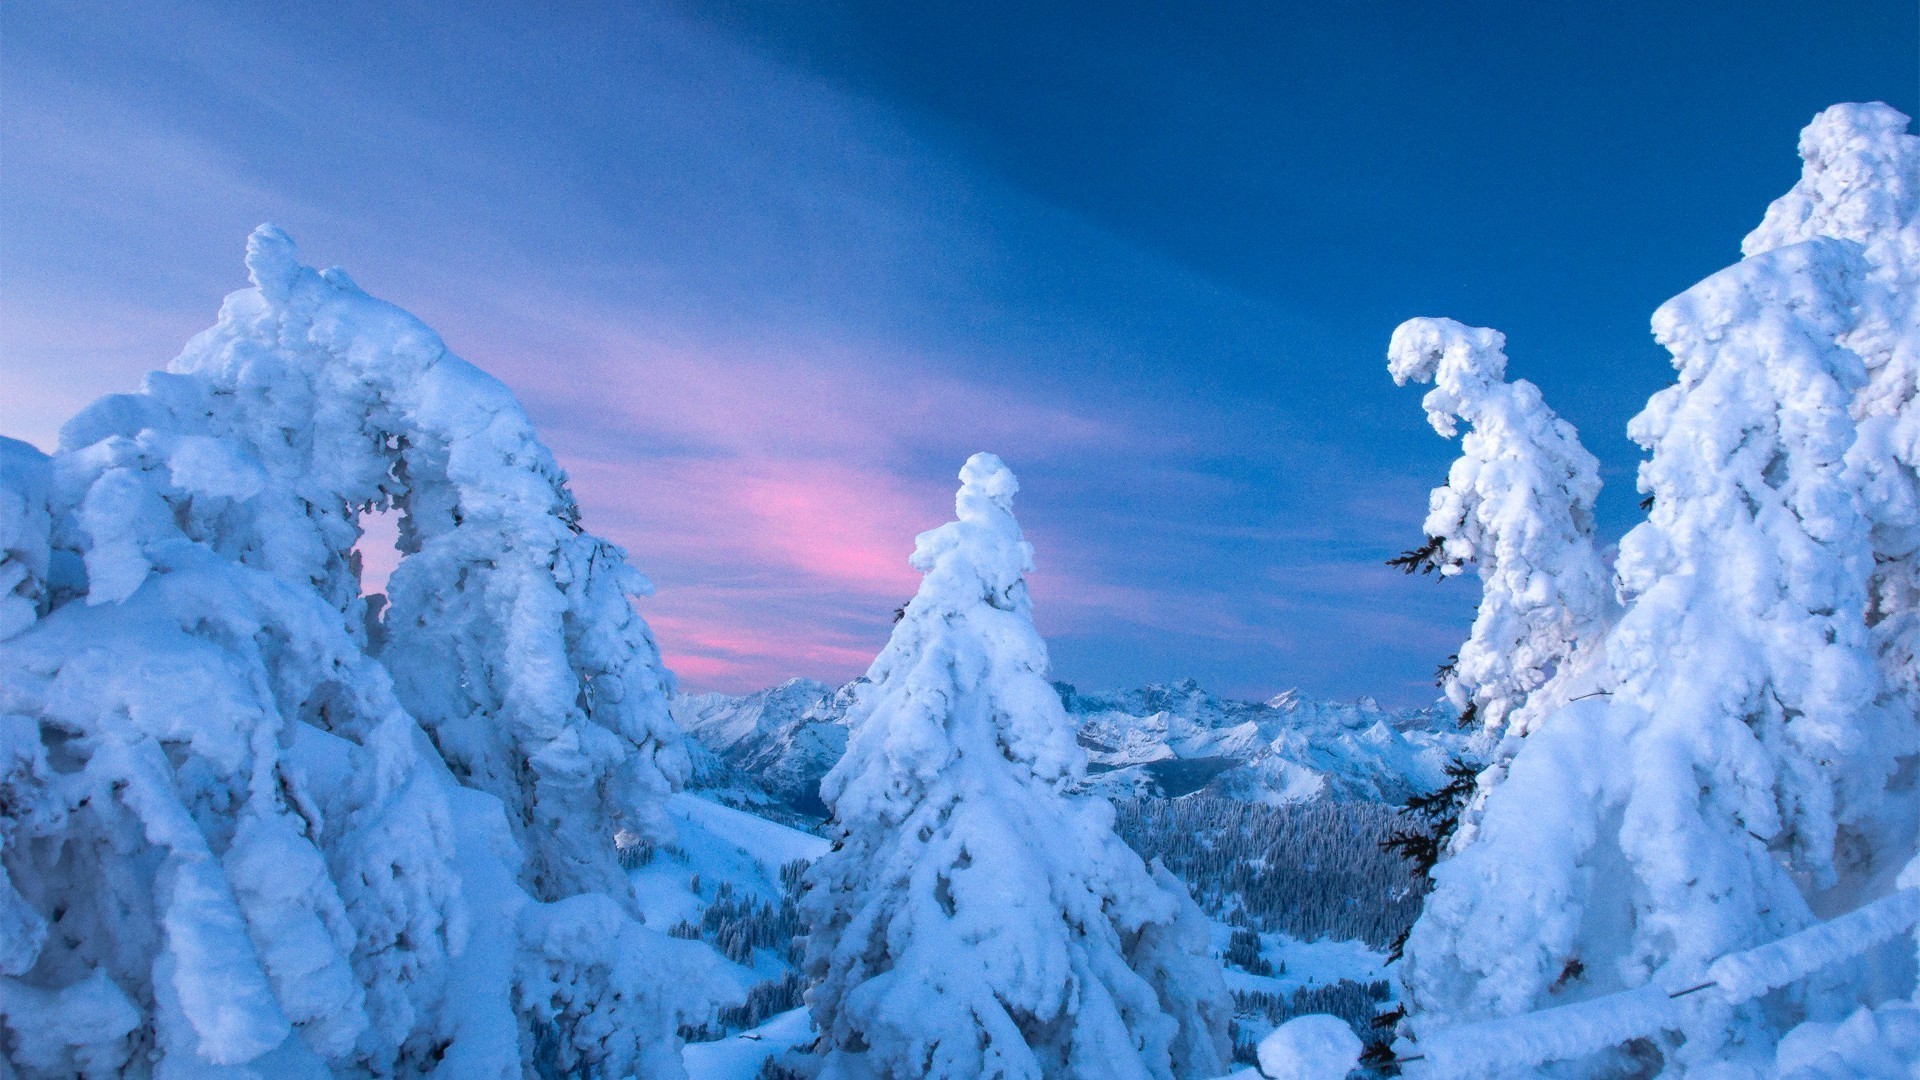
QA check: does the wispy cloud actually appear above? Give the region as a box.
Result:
[1,0,1480,704]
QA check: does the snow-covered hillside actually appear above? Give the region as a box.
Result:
[674,677,1463,820]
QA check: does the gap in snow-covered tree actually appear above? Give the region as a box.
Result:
[350,504,404,600]
[798,453,1232,1080]
[0,227,732,1078]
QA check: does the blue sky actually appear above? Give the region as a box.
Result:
[3,1,1914,702]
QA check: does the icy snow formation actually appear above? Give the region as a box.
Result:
[0,228,727,1077]
[1254,1013,1361,1080]
[800,454,1231,1080]
[1396,104,1920,1078]
[1743,101,1920,871]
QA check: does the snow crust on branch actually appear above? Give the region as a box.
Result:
[801,453,1230,1080]
[0,227,728,1077]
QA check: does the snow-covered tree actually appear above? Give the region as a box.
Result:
[0,227,727,1077]
[1608,233,1888,1064]
[1742,103,1920,867]
[1386,317,1611,741]
[1726,101,1920,1080]
[166,225,692,904]
[800,453,1230,1080]
[1399,222,1892,1074]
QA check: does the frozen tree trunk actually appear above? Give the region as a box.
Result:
[801,454,1229,1080]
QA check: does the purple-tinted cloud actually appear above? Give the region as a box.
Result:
[1,0,1501,704]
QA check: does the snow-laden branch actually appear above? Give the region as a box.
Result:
[1393,888,1920,1079]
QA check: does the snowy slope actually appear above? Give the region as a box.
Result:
[673,678,854,818]
[675,677,1465,818]
[1068,681,1462,805]
[621,794,828,1079]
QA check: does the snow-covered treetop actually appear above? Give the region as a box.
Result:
[1745,105,1920,725]
[842,450,1085,801]
[1389,317,1511,439]
[1743,103,1918,259]
[805,453,1229,1079]
[1387,317,1609,736]
[58,224,688,901]
[910,451,1034,613]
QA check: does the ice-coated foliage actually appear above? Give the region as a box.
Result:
[1398,105,1918,1077]
[1609,233,1886,998]
[800,453,1231,1080]
[1736,101,1920,1080]
[185,225,688,901]
[0,228,727,1077]
[1387,317,1611,741]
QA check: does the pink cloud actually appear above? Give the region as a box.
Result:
[452,309,1160,693]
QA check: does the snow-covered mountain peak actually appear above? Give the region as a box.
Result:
[674,677,1466,817]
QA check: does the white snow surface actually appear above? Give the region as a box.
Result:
[0,228,731,1077]
[1255,1014,1362,1080]
[800,454,1232,1080]
[682,1007,818,1080]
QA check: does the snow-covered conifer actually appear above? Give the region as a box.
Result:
[1386,317,1610,741]
[801,453,1229,1080]
[1732,101,1920,1079]
[168,226,691,904]
[0,228,726,1077]
[1742,102,1920,849]
[1607,235,1887,1060]
[1400,229,1890,1072]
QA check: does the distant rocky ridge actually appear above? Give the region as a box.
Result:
[671,677,1465,820]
